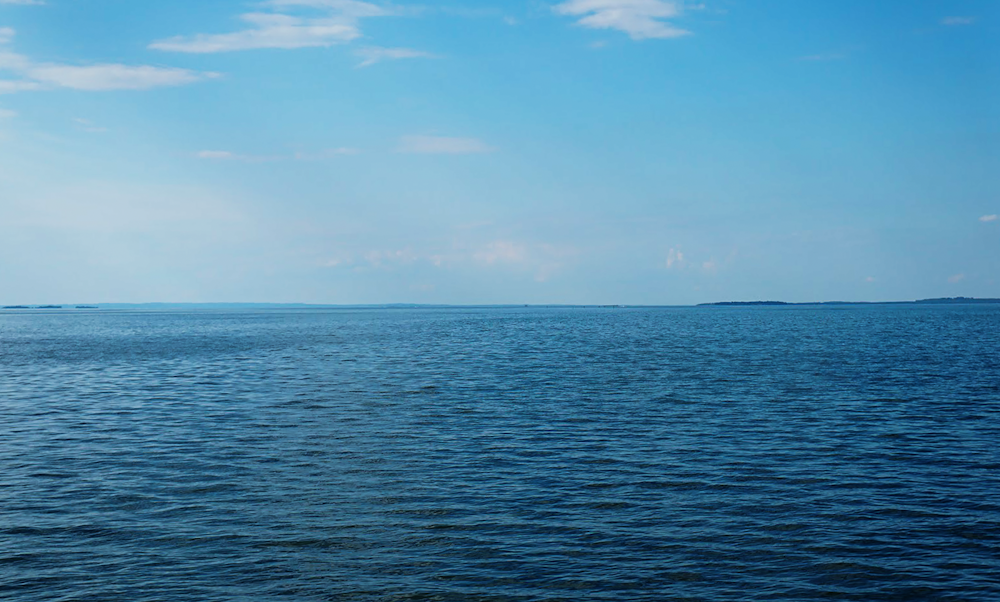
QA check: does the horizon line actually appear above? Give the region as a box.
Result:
[3,297,999,310]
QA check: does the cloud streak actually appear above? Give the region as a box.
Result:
[941,16,976,26]
[27,63,215,90]
[0,79,40,94]
[553,0,691,40]
[355,46,435,67]
[396,135,494,154]
[151,13,361,53]
[196,147,360,162]
[979,214,998,223]
[0,29,216,92]
[150,1,399,53]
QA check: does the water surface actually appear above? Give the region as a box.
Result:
[1,306,998,601]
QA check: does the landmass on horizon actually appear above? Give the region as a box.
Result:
[699,297,1000,306]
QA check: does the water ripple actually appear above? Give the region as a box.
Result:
[1,306,998,601]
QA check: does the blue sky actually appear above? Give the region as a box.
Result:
[0,0,997,304]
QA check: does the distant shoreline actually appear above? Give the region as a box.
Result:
[698,297,1000,307]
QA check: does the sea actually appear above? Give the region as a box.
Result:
[1,306,998,601]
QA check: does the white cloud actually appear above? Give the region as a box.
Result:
[294,147,361,159]
[319,239,576,284]
[0,31,217,92]
[355,46,435,67]
[0,79,40,93]
[264,0,397,17]
[195,150,283,162]
[702,259,717,272]
[150,1,396,54]
[948,273,965,284]
[942,16,976,26]
[553,0,691,40]
[397,135,494,154]
[27,63,215,90]
[979,214,998,223]
[865,276,877,283]
[666,247,684,269]
[470,241,574,282]
[198,148,359,162]
[0,0,45,5]
[475,240,527,264]
[362,248,418,269]
[151,13,359,53]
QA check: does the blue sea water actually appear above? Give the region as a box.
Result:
[1,306,998,601]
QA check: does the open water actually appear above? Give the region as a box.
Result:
[1,306,998,601]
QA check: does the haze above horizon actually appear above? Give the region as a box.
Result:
[1,0,997,305]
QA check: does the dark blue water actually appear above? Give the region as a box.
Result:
[2,307,998,601]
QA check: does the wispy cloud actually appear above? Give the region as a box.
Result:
[941,16,976,26]
[0,29,217,92]
[948,273,965,284]
[396,135,494,154]
[0,107,15,118]
[74,117,107,133]
[979,214,998,223]
[264,0,399,16]
[666,247,684,269]
[321,238,577,284]
[469,240,573,282]
[0,0,46,5]
[475,240,527,264]
[197,147,360,162]
[151,13,359,53]
[150,1,397,53]
[0,79,41,93]
[294,147,360,159]
[553,0,691,40]
[355,46,435,67]
[196,150,284,163]
[362,248,419,269]
[0,27,16,45]
[28,63,216,90]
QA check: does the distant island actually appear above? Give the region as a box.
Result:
[700,297,1000,307]
[3,305,66,309]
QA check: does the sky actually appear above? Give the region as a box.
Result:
[0,0,997,305]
